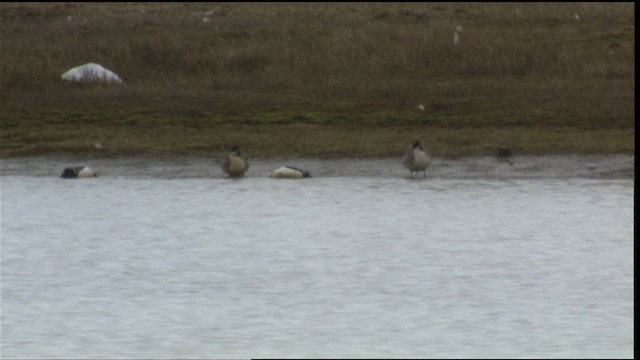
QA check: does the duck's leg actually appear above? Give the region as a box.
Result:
[423,170,426,178]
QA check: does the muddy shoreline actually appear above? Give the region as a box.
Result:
[0,154,634,180]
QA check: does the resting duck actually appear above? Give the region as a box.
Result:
[402,140,432,178]
[270,166,311,179]
[222,146,249,177]
[60,166,97,178]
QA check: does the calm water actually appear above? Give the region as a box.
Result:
[0,174,634,358]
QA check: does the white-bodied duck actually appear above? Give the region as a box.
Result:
[222,146,249,177]
[270,166,311,179]
[402,140,432,178]
[60,166,97,178]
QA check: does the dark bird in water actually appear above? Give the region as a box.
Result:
[496,143,514,165]
[496,147,513,159]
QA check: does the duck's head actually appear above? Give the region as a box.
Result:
[60,167,78,178]
[60,166,96,178]
[413,140,423,149]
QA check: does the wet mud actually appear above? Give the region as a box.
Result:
[1,154,634,180]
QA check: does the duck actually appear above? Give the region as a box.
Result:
[402,140,432,178]
[222,146,249,177]
[270,166,311,179]
[60,166,97,178]
[496,140,514,158]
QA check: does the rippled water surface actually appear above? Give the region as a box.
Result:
[1,172,634,358]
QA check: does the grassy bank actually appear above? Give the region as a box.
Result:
[0,3,635,158]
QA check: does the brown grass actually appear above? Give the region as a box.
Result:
[0,3,635,158]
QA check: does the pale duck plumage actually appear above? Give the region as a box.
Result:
[270,166,311,179]
[222,146,249,177]
[402,140,432,178]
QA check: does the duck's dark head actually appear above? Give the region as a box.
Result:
[285,166,311,178]
[60,167,78,178]
[496,147,513,158]
[413,140,423,149]
[230,146,241,154]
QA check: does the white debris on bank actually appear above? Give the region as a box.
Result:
[61,63,123,84]
[453,25,463,46]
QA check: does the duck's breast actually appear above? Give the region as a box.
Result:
[227,155,247,175]
[412,150,431,170]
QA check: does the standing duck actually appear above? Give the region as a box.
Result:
[222,146,249,177]
[402,140,432,178]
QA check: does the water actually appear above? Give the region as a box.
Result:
[0,163,634,358]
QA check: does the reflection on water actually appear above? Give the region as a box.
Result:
[0,176,633,358]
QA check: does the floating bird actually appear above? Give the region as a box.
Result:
[60,166,97,178]
[270,166,311,179]
[496,146,513,159]
[402,140,432,178]
[61,63,123,84]
[496,143,514,165]
[222,146,249,177]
